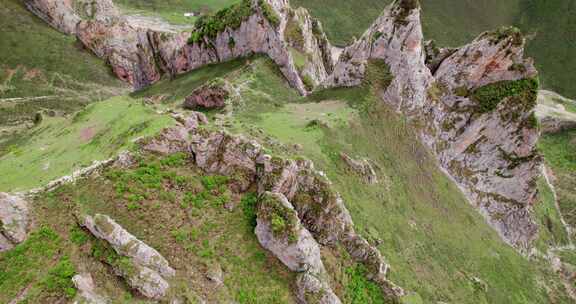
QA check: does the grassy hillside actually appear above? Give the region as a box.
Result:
[113,0,241,24]
[164,58,570,303]
[0,96,174,193]
[0,0,126,129]
[291,0,576,99]
[1,155,295,303]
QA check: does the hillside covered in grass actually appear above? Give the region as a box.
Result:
[135,58,574,303]
[1,0,576,303]
[0,0,126,136]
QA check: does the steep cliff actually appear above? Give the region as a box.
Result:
[24,0,335,94]
[324,0,541,252]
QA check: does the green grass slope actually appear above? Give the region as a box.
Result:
[0,96,174,193]
[113,0,240,24]
[539,130,576,231]
[0,0,126,128]
[291,0,576,99]
[1,155,295,303]
[217,59,570,303]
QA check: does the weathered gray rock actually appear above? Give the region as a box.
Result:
[295,272,341,304]
[81,214,175,278]
[26,0,335,94]
[340,153,378,184]
[144,113,404,298]
[80,214,174,300]
[115,261,170,300]
[72,273,109,304]
[325,0,542,252]
[76,20,161,90]
[256,192,325,274]
[24,0,81,34]
[0,193,30,251]
[536,90,576,134]
[256,192,341,304]
[205,263,224,287]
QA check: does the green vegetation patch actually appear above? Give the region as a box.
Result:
[539,129,576,232]
[470,78,538,113]
[258,193,300,242]
[187,0,279,44]
[30,151,296,303]
[0,226,73,303]
[0,96,174,192]
[188,0,252,44]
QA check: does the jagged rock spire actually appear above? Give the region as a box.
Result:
[322,0,541,251]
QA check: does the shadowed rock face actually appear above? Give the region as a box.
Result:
[256,192,342,304]
[324,0,541,252]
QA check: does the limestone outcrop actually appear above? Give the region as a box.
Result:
[0,193,30,252]
[256,192,341,304]
[80,214,175,299]
[536,90,576,134]
[72,273,109,304]
[143,112,405,299]
[25,0,336,94]
[324,0,542,252]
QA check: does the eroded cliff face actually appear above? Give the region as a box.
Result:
[325,0,541,252]
[25,0,335,93]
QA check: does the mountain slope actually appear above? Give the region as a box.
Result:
[0,0,126,130]
[291,0,576,99]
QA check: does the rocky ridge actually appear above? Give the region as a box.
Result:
[24,0,336,94]
[25,0,544,256]
[322,0,542,252]
[143,112,405,301]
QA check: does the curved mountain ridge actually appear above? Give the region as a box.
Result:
[25,0,542,252]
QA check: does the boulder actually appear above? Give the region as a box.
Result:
[81,214,175,278]
[114,261,170,300]
[255,192,325,274]
[183,84,229,110]
[296,272,341,304]
[80,214,175,300]
[0,193,30,251]
[72,273,109,304]
[340,153,378,184]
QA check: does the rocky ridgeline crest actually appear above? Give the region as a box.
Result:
[324,0,541,251]
[143,112,405,301]
[24,0,337,94]
[26,0,542,251]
